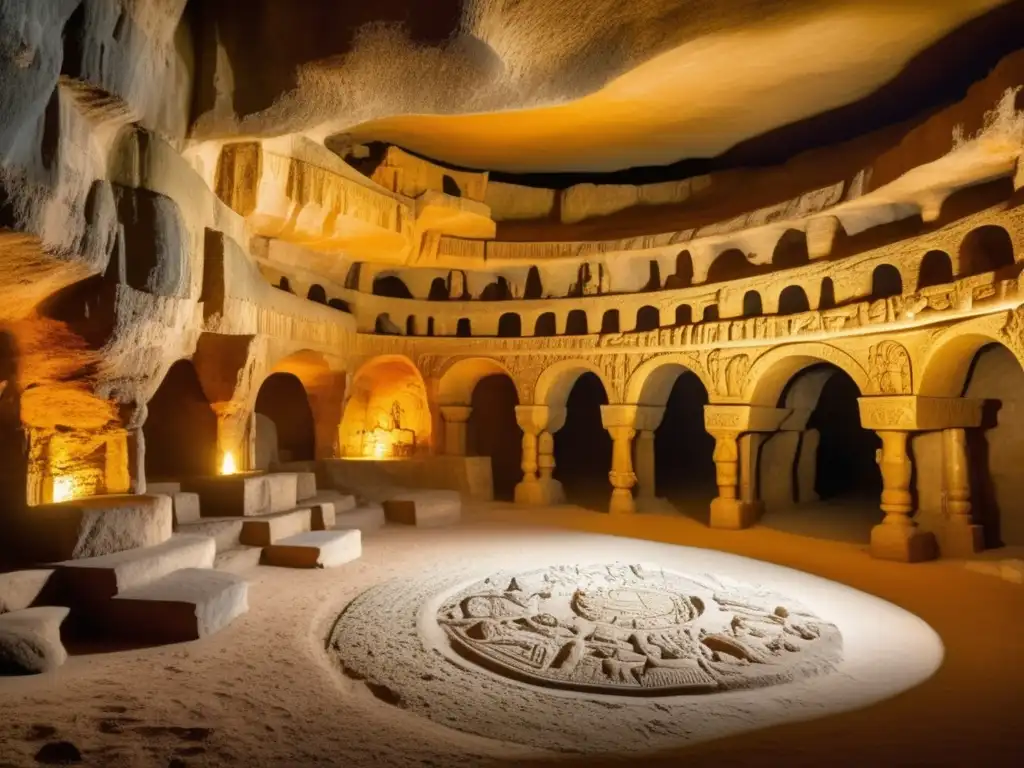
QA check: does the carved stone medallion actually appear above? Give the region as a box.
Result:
[435,563,843,696]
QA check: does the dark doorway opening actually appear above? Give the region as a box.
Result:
[554,373,611,510]
[655,373,716,518]
[468,375,522,501]
[255,373,315,467]
[144,360,218,481]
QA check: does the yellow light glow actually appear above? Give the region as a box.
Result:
[221,451,237,475]
[53,476,75,503]
[373,442,388,459]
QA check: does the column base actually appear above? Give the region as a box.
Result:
[635,496,678,515]
[940,523,985,558]
[514,478,565,506]
[608,489,636,515]
[709,498,763,530]
[870,523,938,562]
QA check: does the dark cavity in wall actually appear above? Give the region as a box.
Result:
[255,373,315,464]
[553,373,611,510]
[144,360,218,481]
[468,375,522,501]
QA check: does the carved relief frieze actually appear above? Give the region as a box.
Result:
[866,340,912,395]
[706,350,750,398]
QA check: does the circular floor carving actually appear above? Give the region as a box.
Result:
[436,564,843,695]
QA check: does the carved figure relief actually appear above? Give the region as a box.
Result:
[867,340,912,394]
[707,351,750,397]
[436,564,842,695]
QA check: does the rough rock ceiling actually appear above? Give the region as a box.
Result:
[190,0,1019,174]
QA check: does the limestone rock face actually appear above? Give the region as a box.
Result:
[0,606,69,675]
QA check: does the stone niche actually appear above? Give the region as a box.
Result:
[339,358,432,459]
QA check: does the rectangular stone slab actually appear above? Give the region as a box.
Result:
[57,535,216,603]
[238,508,312,547]
[22,495,173,562]
[0,570,56,613]
[336,503,386,533]
[107,568,248,643]
[184,473,297,517]
[169,492,201,525]
[382,491,461,528]
[261,530,361,569]
[146,482,181,495]
[295,472,318,501]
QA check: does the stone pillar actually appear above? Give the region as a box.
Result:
[941,427,984,556]
[104,431,131,495]
[514,405,566,505]
[601,405,639,515]
[440,405,472,457]
[870,431,937,562]
[739,433,765,504]
[632,406,673,513]
[127,428,146,494]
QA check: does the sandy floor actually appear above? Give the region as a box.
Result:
[1,503,1022,767]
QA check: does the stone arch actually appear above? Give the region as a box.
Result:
[144,359,218,481]
[307,284,327,304]
[456,318,472,337]
[870,264,903,300]
[339,355,432,458]
[600,309,620,334]
[626,354,715,406]
[254,372,315,468]
[917,250,954,290]
[778,285,810,315]
[665,250,694,289]
[706,249,759,284]
[565,309,588,335]
[917,328,1020,398]
[373,274,413,299]
[959,224,1016,277]
[819,277,836,309]
[428,277,449,300]
[535,312,557,337]
[742,290,763,318]
[773,229,810,269]
[675,305,693,325]
[277,276,293,293]
[744,344,871,406]
[534,359,613,408]
[635,305,660,331]
[437,357,516,406]
[497,312,522,338]
[263,349,343,462]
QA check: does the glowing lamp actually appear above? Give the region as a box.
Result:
[53,476,75,503]
[221,451,237,475]
[373,442,388,459]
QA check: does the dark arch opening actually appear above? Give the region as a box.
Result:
[644,260,662,291]
[524,267,543,299]
[655,372,716,518]
[870,264,903,300]
[565,309,588,335]
[917,250,954,290]
[666,250,694,289]
[497,313,521,338]
[535,312,557,337]
[254,373,315,468]
[554,372,611,509]
[307,284,327,304]
[426,317,435,337]
[428,277,449,301]
[144,360,217,481]
[600,309,620,334]
[276,276,293,293]
[778,285,810,315]
[675,305,693,325]
[819,278,836,310]
[702,305,719,322]
[773,230,810,269]
[468,375,522,501]
[373,275,413,299]
[442,174,462,197]
[344,263,361,290]
[741,291,763,318]
[405,316,417,336]
[328,298,350,312]
[636,305,660,331]
[456,318,472,337]
[375,313,400,334]
[959,225,1015,277]
[480,276,513,301]
[706,249,760,284]
[963,343,1024,547]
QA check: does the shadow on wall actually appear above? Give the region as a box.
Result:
[144,360,218,481]
[467,374,521,500]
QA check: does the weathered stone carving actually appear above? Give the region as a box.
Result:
[867,340,912,394]
[436,563,842,695]
[707,351,750,398]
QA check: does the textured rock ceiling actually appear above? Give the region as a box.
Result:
[190,0,1018,174]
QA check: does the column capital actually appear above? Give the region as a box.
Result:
[599,404,638,430]
[515,405,566,435]
[439,405,472,423]
[857,396,984,431]
[703,404,789,436]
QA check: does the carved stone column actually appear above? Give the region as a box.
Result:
[632,406,673,513]
[440,405,472,457]
[514,405,566,505]
[601,405,639,515]
[870,431,937,562]
[941,427,984,556]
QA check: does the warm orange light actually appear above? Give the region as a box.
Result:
[373,442,388,459]
[53,476,76,503]
[221,451,237,475]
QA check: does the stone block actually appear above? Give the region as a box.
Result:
[57,535,216,603]
[238,508,312,547]
[870,524,938,563]
[382,491,461,527]
[0,570,56,613]
[170,492,201,525]
[709,498,762,530]
[309,502,336,531]
[173,518,244,552]
[262,530,361,569]
[213,547,263,575]
[295,472,318,501]
[0,607,69,675]
[107,569,248,643]
[22,495,173,562]
[336,503,386,533]
[184,473,297,517]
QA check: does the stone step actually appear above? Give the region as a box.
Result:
[382,491,461,528]
[0,606,70,675]
[336,503,386,533]
[238,508,312,547]
[146,482,182,495]
[57,535,216,604]
[169,492,201,526]
[295,472,318,502]
[20,495,173,562]
[106,568,248,643]
[261,530,361,569]
[184,473,298,517]
[213,546,263,575]
[174,518,244,552]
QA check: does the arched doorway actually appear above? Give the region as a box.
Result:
[144,360,218,481]
[254,373,315,469]
[467,375,522,500]
[654,372,716,519]
[870,264,903,300]
[759,364,881,542]
[373,274,413,299]
[959,225,1015,277]
[553,373,611,509]
[339,356,432,459]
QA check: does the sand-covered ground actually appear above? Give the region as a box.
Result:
[1,503,1022,767]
